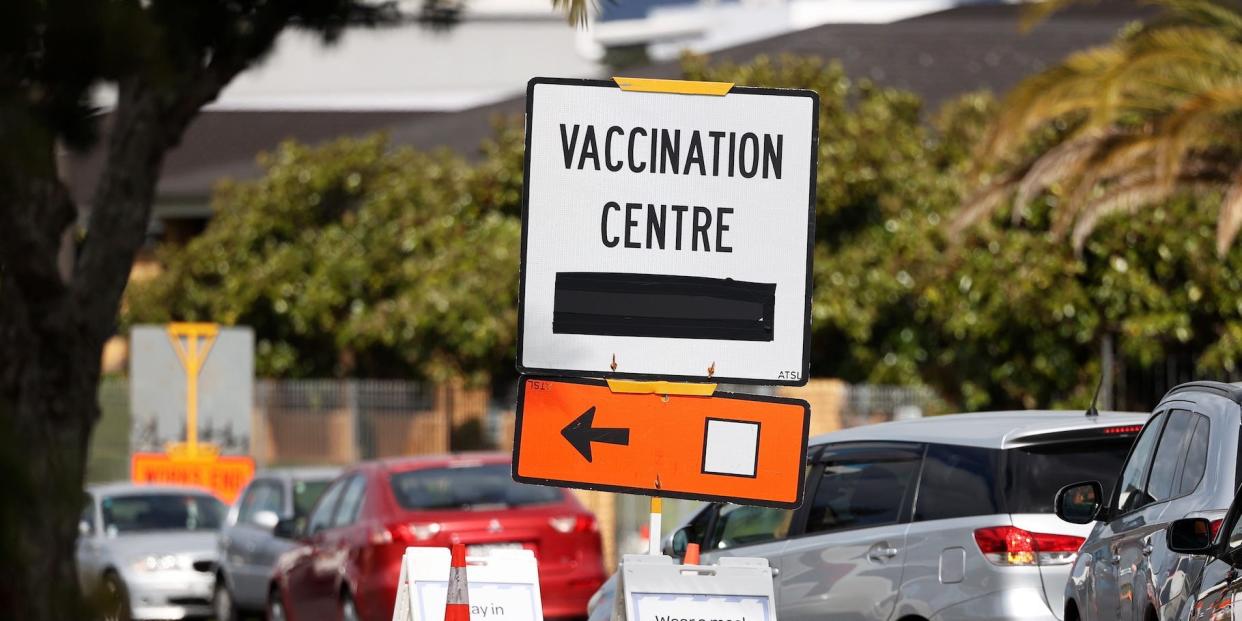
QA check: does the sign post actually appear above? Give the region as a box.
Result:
[165,322,219,455]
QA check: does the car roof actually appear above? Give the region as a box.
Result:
[811,409,1151,450]
[252,466,342,481]
[87,481,218,497]
[376,451,510,474]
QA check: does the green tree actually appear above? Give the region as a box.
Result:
[0,2,572,619]
[125,135,521,382]
[954,0,1242,255]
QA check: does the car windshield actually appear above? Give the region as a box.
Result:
[390,463,563,511]
[293,479,331,518]
[1004,437,1135,513]
[100,493,225,533]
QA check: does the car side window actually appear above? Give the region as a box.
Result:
[682,505,717,548]
[914,444,999,521]
[1115,411,1167,514]
[810,444,922,533]
[332,475,367,528]
[242,481,284,526]
[1176,414,1210,496]
[307,479,346,535]
[706,504,793,550]
[1147,410,1196,502]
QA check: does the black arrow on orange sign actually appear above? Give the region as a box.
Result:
[561,406,630,463]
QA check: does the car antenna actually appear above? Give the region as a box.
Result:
[1085,372,1105,417]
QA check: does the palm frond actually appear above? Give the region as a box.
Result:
[1217,165,1242,256]
[551,0,593,26]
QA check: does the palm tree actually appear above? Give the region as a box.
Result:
[952,0,1242,255]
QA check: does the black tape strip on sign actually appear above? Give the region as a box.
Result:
[552,272,776,341]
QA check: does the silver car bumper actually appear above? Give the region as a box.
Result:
[120,568,214,620]
[929,586,1058,621]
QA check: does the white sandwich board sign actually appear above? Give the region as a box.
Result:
[614,554,777,621]
[517,77,819,386]
[392,548,544,621]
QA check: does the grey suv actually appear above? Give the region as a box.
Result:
[589,409,1148,621]
[1056,381,1242,621]
[214,467,338,621]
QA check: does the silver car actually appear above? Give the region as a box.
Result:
[1055,381,1242,621]
[78,483,226,620]
[214,467,338,621]
[589,409,1149,621]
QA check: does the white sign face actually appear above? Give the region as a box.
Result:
[392,548,544,621]
[629,593,772,621]
[518,78,818,385]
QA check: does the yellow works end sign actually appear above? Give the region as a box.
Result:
[131,451,255,503]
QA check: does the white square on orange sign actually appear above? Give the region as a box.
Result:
[702,419,760,477]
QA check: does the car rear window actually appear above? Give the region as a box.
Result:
[293,479,331,518]
[1003,437,1135,514]
[389,463,563,511]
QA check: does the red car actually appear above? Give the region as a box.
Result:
[267,453,605,621]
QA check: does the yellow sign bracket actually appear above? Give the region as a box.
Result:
[165,322,220,456]
[613,77,734,96]
[607,379,717,396]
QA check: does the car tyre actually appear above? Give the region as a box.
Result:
[99,572,132,621]
[341,592,360,621]
[267,588,287,621]
[214,577,237,621]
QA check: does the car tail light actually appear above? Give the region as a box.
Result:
[974,526,1084,566]
[1211,518,1224,539]
[371,522,441,546]
[1102,425,1144,435]
[549,515,597,534]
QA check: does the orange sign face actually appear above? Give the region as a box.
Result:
[513,376,810,508]
[131,453,256,503]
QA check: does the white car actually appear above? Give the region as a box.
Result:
[78,483,226,620]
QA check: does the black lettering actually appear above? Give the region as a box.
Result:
[671,205,689,251]
[560,124,579,169]
[709,131,725,176]
[601,202,620,248]
[728,132,737,177]
[628,127,647,173]
[684,131,706,176]
[624,202,642,249]
[739,132,759,178]
[692,206,712,252]
[605,126,624,172]
[763,134,783,179]
[716,207,733,252]
[647,204,667,250]
[650,127,658,174]
[578,126,600,170]
[660,129,681,174]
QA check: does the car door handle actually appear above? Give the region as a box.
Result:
[868,547,899,562]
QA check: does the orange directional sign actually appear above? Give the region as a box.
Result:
[513,376,810,508]
[131,451,255,503]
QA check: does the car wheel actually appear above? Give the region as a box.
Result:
[213,577,237,621]
[340,593,360,621]
[99,572,131,621]
[267,589,287,621]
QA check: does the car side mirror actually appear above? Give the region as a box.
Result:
[252,510,280,531]
[669,528,690,558]
[1056,481,1104,524]
[1168,518,1217,554]
[273,516,304,540]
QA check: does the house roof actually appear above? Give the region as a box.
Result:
[65,1,1152,210]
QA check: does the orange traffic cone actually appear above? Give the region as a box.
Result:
[684,543,701,565]
[445,544,470,621]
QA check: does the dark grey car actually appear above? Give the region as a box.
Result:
[214,467,339,621]
[1057,381,1242,621]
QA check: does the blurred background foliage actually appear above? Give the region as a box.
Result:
[125,51,1242,410]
